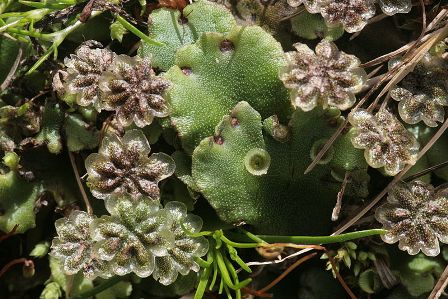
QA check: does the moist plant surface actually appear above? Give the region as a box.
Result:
[0,1,447,299]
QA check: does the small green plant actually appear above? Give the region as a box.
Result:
[85,129,175,200]
[348,109,420,176]
[281,39,366,111]
[376,180,448,256]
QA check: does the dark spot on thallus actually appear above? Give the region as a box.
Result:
[181,67,192,76]
[213,135,224,145]
[219,39,234,52]
[327,117,339,128]
[230,117,239,127]
[178,15,188,25]
[84,264,94,273]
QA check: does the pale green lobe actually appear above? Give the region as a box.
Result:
[172,151,198,191]
[51,211,95,276]
[3,151,19,170]
[48,256,94,296]
[0,170,42,233]
[0,36,20,85]
[110,20,127,43]
[166,26,291,153]
[290,11,344,41]
[310,139,335,165]
[96,280,132,299]
[192,101,343,235]
[427,135,448,181]
[139,0,236,71]
[330,130,368,177]
[413,126,448,182]
[64,114,99,152]
[330,131,370,198]
[35,101,64,154]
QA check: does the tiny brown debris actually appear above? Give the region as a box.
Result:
[214,135,224,145]
[220,39,235,52]
[181,67,192,76]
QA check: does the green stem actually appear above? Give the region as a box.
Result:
[25,10,102,74]
[220,235,259,248]
[215,249,251,291]
[223,254,242,299]
[48,10,103,39]
[218,277,224,294]
[194,266,212,299]
[194,252,213,299]
[209,255,219,291]
[226,244,252,273]
[256,229,387,245]
[181,222,213,237]
[195,255,213,268]
[27,45,54,73]
[215,249,237,290]
[6,9,101,42]
[72,276,122,299]
[0,12,28,18]
[0,0,13,14]
[222,283,232,299]
[115,15,163,46]
[18,1,70,9]
[238,228,267,244]
[57,0,82,3]
[5,27,52,40]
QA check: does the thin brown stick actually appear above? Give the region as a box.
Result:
[379,94,391,110]
[99,114,113,143]
[0,258,32,278]
[0,224,19,242]
[404,160,448,182]
[79,0,96,22]
[373,257,398,289]
[333,172,350,221]
[333,115,448,236]
[258,244,356,298]
[127,40,141,56]
[326,251,358,299]
[257,253,317,295]
[361,8,447,69]
[0,46,22,91]
[361,42,415,68]
[428,264,448,299]
[418,0,427,39]
[68,151,93,215]
[361,74,384,93]
[279,6,305,22]
[242,287,273,298]
[426,8,448,33]
[350,14,388,40]
[304,120,347,175]
[28,90,50,103]
[367,65,385,79]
